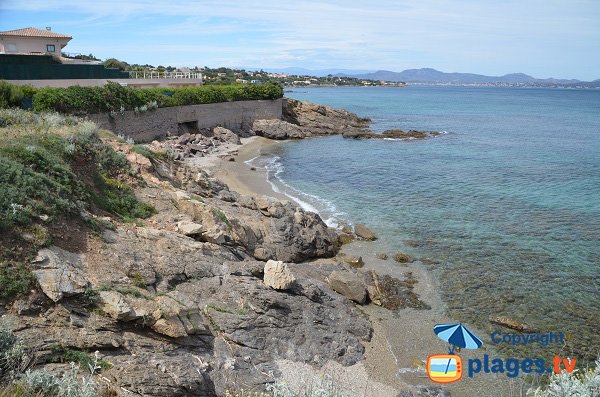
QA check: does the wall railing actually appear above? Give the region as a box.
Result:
[128,71,202,79]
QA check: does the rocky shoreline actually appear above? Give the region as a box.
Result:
[1,99,450,397]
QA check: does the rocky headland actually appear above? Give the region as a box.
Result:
[0,103,444,397]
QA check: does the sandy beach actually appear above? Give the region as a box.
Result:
[200,136,514,397]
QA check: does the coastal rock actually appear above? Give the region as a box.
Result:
[31,247,89,302]
[376,253,389,260]
[342,129,438,140]
[354,224,377,241]
[343,255,365,268]
[213,126,241,145]
[328,271,367,304]
[489,316,538,333]
[283,98,370,137]
[363,271,430,310]
[263,260,296,290]
[338,232,354,245]
[393,252,413,263]
[252,119,306,139]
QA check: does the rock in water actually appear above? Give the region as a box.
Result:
[263,260,296,290]
[343,255,365,268]
[354,224,377,240]
[328,271,367,304]
[393,252,413,263]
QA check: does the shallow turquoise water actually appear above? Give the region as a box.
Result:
[255,86,600,359]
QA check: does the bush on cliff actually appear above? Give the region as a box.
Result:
[0,109,155,295]
[29,81,283,115]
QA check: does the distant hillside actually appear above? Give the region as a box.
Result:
[338,68,588,85]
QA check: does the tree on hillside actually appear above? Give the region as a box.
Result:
[103,58,129,71]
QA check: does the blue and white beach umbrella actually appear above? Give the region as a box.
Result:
[434,323,483,351]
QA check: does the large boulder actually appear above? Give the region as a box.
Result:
[31,247,89,302]
[263,260,296,290]
[252,119,306,139]
[328,271,367,304]
[213,126,241,145]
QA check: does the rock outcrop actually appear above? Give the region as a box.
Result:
[31,247,89,303]
[282,98,370,136]
[342,129,443,140]
[1,125,433,396]
[252,119,306,140]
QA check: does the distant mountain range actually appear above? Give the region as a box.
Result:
[336,68,593,85]
[258,67,598,86]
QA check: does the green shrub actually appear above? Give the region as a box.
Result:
[0,264,35,301]
[0,109,154,230]
[48,345,110,371]
[32,82,283,115]
[0,81,24,109]
[92,174,156,221]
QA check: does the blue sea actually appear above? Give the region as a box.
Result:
[251,86,600,359]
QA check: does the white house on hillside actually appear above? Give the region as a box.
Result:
[0,27,72,56]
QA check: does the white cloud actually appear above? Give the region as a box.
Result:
[2,0,599,78]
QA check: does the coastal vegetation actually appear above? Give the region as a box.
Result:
[0,80,283,115]
[0,108,154,303]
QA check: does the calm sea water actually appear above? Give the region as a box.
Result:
[251,86,600,360]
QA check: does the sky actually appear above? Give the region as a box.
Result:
[1,0,599,80]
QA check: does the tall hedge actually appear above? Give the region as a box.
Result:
[29,82,283,115]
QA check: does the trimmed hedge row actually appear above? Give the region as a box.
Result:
[29,81,283,115]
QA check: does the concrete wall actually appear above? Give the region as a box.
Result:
[9,78,203,88]
[0,36,70,55]
[89,99,283,142]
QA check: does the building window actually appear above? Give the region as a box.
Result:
[46,44,56,52]
[6,43,17,52]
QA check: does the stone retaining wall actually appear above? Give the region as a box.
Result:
[89,98,283,142]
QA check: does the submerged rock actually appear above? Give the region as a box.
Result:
[342,129,439,140]
[489,316,538,333]
[354,224,377,241]
[393,252,413,263]
[363,270,430,310]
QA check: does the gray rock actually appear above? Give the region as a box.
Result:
[354,224,377,241]
[328,271,367,304]
[213,126,241,145]
[263,260,296,290]
[31,247,89,302]
[177,220,204,236]
[252,119,306,140]
[99,291,145,321]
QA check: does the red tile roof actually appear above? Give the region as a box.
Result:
[0,27,72,39]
